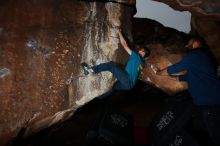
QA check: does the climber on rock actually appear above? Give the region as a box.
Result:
[81,28,150,92]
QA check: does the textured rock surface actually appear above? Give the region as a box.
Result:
[0,0,134,144]
[82,0,135,5]
[154,0,220,19]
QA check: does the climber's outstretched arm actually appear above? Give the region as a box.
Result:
[117,29,132,55]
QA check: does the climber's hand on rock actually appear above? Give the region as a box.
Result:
[150,64,159,74]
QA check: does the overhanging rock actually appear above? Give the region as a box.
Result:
[154,0,220,19]
[0,0,134,144]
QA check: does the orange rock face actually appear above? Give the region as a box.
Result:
[0,0,134,144]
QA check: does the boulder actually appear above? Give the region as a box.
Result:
[0,0,134,144]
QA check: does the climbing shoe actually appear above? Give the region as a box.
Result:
[81,62,94,75]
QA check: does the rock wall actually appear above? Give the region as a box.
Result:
[0,0,134,144]
[81,0,135,5]
[154,0,220,18]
